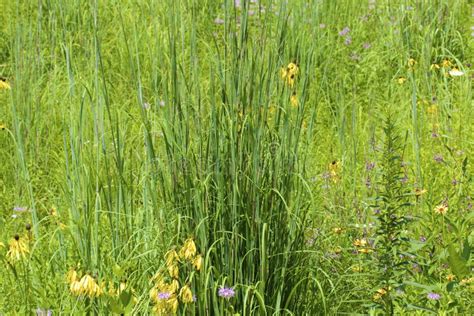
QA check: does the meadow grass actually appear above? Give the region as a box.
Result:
[0,0,473,314]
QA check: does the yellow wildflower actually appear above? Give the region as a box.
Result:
[446,274,456,282]
[179,238,197,261]
[415,188,427,197]
[179,285,194,303]
[352,266,363,272]
[0,124,6,130]
[430,64,440,70]
[192,254,203,271]
[397,77,407,84]
[168,263,179,279]
[66,268,78,284]
[426,104,437,115]
[290,93,298,107]
[280,62,299,87]
[434,204,448,215]
[353,238,368,247]
[328,160,341,183]
[73,274,103,298]
[165,249,179,267]
[333,227,343,234]
[373,288,388,300]
[280,67,288,79]
[358,248,373,254]
[441,59,452,68]
[0,78,11,90]
[408,58,417,68]
[6,235,29,262]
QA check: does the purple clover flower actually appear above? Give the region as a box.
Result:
[158,292,172,300]
[427,292,441,300]
[339,27,350,37]
[218,286,235,299]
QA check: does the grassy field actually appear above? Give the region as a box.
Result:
[0,0,473,314]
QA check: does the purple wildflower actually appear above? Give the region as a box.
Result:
[158,292,172,300]
[234,0,241,8]
[427,292,441,300]
[365,162,375,171]
[214,18,225,25]
[344,36,352,45]
[419,236,426,242]
[434,154,444,163]
[451,179,459,186]
[13,206,28,212]
[339,27,350,36]
[373,209,381,215]
[36,309,52,316]
[431,132,439,138]
[363,42,371,49]
[218,286,235,299]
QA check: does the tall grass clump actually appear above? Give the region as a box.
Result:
[146,1,318,314]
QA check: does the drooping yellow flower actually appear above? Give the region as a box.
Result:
[434,204,448,215]
[290,93,298,107]
[408,58,417,68]
[165,249,179,267]
[0,79,11,90]
[6,235,29,262]
[70,274,103,298]
[192,254,202,271]
[426,104,438,115]
[167,263,179,279]
[66,268,78,284]
[397,77,407,84]
[179,285,194,304]
[179,238,197,261]
[430,63,440,70]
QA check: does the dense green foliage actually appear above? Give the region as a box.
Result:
[0,0,473,314]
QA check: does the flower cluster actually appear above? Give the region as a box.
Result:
[280,62,299,88]
[150,238,202,314]
[67,269,103,298]
[431,59,464,77]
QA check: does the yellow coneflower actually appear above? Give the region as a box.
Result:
[397,77,407,84]
[434,204,448,215]
[179,238,197,261]
[70,273,103,298]
[179,285,194,304]
[6,235,29,262]
[192,254,202,271]
[280,62,299,87]
[0,78,11,90]
[165,249,179,267]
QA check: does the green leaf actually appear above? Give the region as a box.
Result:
[461,239,470,262]
[108,298,124,314]
[120,290,132,307]
[447,245,470,279]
